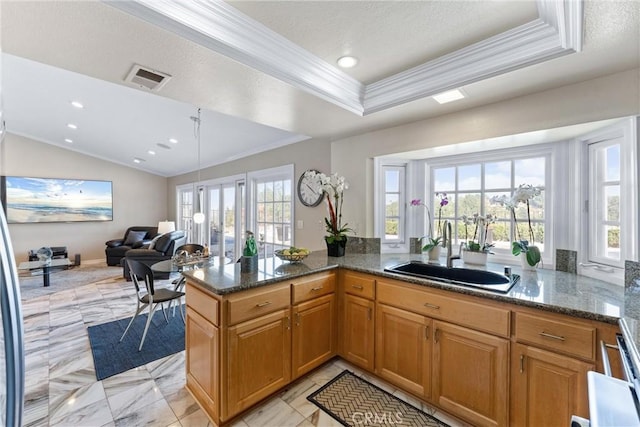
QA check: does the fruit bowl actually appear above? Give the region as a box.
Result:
[275,249,310,263]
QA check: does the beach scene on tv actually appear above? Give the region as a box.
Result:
[4,177,113,223]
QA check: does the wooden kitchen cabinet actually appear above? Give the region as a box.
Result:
[375,303,432,399]
[227,308,292,416]
[342,293,375,370]
[433,320,509,427]
[511,343,593,426]
[186,307,219,422]
[292,293,336,379]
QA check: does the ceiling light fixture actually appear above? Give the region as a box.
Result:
[70,101,84,109]
[64,138,73,144]
[148,150,156,155]
[169,138,178,144]
[67,123,77,129]
[432,89,466,104]
[191,108,205,226]
[337,56,358,68]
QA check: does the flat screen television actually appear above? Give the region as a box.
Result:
[0,176,113,223]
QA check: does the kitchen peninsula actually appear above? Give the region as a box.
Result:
[182,251,633,426]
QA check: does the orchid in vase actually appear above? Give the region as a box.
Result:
[410,192,449,252]
[304,170,353,244]
[461,213,495,253]
[492,184,543,267]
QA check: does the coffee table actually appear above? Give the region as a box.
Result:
[18,258,72,287]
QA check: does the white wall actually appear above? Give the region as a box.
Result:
[0,133,168,263]
[331,69,640,237]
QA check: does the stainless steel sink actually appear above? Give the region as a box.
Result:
[384,261,519,293]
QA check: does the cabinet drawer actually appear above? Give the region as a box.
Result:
[227,284,290,326]
[186,282,220,326]
[377,280,510,337]
[515,312,596,360]
[292,272,336,304]
[342,271,375,300]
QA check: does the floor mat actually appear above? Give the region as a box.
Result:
[307,370,449,427]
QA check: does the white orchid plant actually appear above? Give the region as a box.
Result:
[304,170,352,244]
[460,213,495,253]
[492,184,542,267]
[411,192,449,252]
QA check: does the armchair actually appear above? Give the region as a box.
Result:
[122,230,187,280]
[105,226,158,266]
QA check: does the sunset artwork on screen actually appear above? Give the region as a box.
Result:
[1,176,113,223]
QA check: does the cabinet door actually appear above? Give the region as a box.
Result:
[186,308,219,423]
[375,303,431,399]
[342,293,375,371]
[292,293,336,379]
[433,321,508,427]
[227,308,291,417]
[511,343,593,427]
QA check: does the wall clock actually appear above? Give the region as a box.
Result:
[297,169,324,207]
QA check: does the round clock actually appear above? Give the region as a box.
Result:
[297,170,324,207]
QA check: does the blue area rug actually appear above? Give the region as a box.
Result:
[87,307,185,380]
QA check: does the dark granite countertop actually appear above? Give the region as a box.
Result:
[183,251,639,347]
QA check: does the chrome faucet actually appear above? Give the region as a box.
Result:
[443,220,461,268]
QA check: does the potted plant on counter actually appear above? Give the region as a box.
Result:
[304,170,352,257]
[411,192,448,261]
[460,213,494,265]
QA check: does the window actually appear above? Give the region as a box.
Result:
[249,165,294,259]
[581,119,640,273]
[176,186,194,242]
[428,153,549,260]
[382,165,405,242]
[207,179,245,261]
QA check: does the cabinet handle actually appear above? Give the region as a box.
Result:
[256,301,272,308]
[425,326,429,340]
[434,328,440,343]
[285,315,290,330]
[295,312,301,326]
[520,355,525,373]
[539,331,565,341]
[367,307,372,321]
[423,302,440,310]
[311,286,323,291]
[351,284,364,290]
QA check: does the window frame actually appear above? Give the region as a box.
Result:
[579,118,638,281]
[247,164,295,259]
[374,159,411,253]
[423,145,553,265]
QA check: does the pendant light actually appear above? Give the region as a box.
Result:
[191,108,205,225]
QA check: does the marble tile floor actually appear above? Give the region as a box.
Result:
[20,265,470,427]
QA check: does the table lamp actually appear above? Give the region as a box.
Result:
[158,220,176,234]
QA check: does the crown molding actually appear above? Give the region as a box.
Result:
[106,0,583,117]
[104,0,365,115]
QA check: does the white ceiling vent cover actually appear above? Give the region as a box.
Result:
[125,64,171,91]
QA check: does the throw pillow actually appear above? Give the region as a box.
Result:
[123,230,147,246]
[148,234,163,250]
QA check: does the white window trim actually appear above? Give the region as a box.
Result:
[176,183,195,242]
[423,144,554,267]
[247,164,295,252]
[578,117,638,285]
[374,158,411,253]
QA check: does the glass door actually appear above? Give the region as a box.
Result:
[208,179,245,262]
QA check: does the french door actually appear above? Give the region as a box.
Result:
[207,180,245,262]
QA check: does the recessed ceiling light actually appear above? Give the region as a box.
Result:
[70,101,84,109]
[64,138,73,143]
[157,143,172,150]
[432,89,466,104]
[67,123,78,129]
[169,138,178,144]
[337,56,358,68]
[133,158,145,164]
[148,150,156,155]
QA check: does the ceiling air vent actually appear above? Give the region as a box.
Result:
[125,64,171,91]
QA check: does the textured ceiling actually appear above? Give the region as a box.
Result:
[1,0,638,177]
